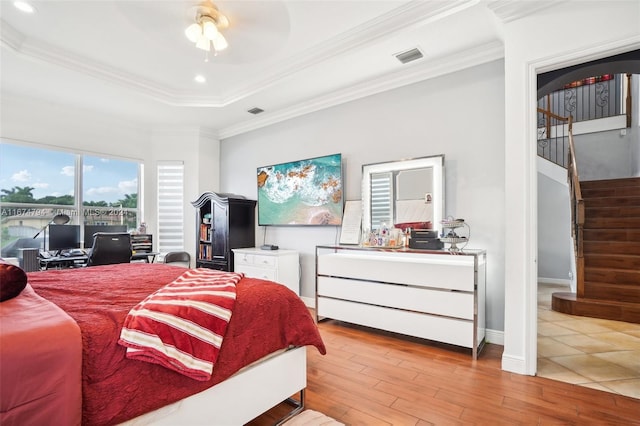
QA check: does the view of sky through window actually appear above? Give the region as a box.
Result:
[0,143,137,204]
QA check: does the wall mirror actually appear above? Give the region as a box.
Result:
[361,155,444,234]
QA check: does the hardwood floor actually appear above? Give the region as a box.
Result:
[248,318,640,425]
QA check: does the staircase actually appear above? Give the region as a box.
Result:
[552,177,640,323]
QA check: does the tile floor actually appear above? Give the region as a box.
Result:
[537,282,640,399]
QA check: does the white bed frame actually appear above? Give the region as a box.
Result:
[120,346,306,425]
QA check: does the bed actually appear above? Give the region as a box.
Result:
[0,262,325,426]
[0,283,82,426]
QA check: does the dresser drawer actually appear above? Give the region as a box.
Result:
[317,276,474,320]
[236,265,277,282]
[235,252,253,267]
[317,252,476,291]
[252,255,277,268]
[317,297,475,348]
[235,253,277,268]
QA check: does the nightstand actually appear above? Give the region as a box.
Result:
[232,248,300,295]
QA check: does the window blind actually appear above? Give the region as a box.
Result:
[157,162,184,253]
[370,172,393,230]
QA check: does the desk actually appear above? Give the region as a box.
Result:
[131,252,159,263]
[39,252,159,269]
[40,255,88,270]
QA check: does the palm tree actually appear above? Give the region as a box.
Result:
[0,186,35,203]
[116,193,137,208]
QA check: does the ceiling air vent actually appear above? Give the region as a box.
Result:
[247,107,264,115]
[395,47,423,64]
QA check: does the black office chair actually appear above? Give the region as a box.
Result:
[164,251,191,268]
[86,233,132,267]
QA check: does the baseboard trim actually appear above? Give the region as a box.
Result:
[302,296,315,308]
[538,277,571,286]
[485,328,504,346]
[502,353,529,375]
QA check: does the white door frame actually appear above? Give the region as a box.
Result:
[525,38,640,374]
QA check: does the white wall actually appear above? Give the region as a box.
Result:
[537,171,572,282]
[220,60,506,333]
[574,128,637,180]
[503,0,640,375]
[149,128,221,256]
[0,94,216,260]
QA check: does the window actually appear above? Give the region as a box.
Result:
[370,171,393,231]
[0,141,141,256]
[157,162,184,254]
[82,154,139,232]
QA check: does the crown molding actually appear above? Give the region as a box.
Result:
[150,125,220,139]
[218,0,482,105]
[1,19,198,105]
[218,40,504,139]
[1,1,482,108]
[0,19,25,50]
[487,0,566,23]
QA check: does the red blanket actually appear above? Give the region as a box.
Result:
[119,269,242,381]
[28,264,326,426]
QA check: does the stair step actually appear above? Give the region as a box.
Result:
[583,282,640,303]
[583,229,640,242]
[581,177,640,189]
[584,205,640,218]
[585,196,640,207]
[584,217,640,229]
[573,177,640,316]
[583,241,640,255]
[582,186,640,198]
[584,267,640,285]
[584,253,640,269]
[552,292,640,323]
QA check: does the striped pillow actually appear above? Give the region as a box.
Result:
[118,268,243,381]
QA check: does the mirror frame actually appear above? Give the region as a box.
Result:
[361,154,445,234]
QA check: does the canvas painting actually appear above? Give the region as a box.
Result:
[257,153,343,226]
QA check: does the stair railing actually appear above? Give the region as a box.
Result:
[566,115,585,297]
[536,107,571,168]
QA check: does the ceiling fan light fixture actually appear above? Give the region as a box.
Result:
[212,33,228,51]
[202,18,218,40]
[185,23,202,43]
[216,14,229,29]
[196,35,210,51]
[186,1,229,58]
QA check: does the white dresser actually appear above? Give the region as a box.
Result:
[233,248,300,295]
[316,245,486,358]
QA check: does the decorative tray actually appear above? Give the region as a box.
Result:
[440,236,468,244]
[441,219,465,228]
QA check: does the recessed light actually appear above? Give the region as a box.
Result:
[194,75,206,83]
[14,1,36,13]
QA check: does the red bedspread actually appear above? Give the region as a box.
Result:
[0,285,82,426]
[28,263,326,426]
